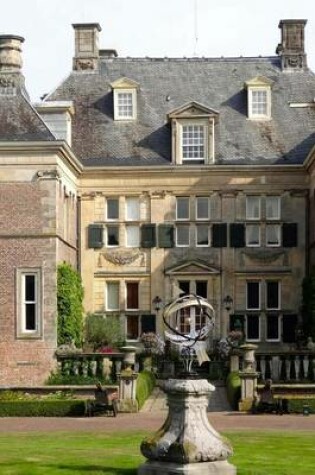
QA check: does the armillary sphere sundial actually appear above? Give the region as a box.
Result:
[138,293,236,475]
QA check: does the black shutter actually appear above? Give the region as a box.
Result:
[88,224,103,248]
[141,314,156,333]
[282,223,298,247]
[212,223,227,247]
[158,224,174,248]
[230,223,245,248]
[141,224,156,248]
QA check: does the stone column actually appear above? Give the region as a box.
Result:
[238,344,259,412]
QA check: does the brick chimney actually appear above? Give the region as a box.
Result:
[72,23,101,71]
[276,20,307,70]
[0,34,25,91]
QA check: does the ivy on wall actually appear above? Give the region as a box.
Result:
[57,262,84,347]
[302,270,315,340]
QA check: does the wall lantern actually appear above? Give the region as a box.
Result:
[223,295,233,312]
[152,296,163,313]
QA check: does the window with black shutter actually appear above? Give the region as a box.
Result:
[158,224,174,248]
[230,223,245,248]
[282,223,298,247]
[140,224,156,248]
[141,314,156,333]
[88,224,103,248]
[212,223,227,247]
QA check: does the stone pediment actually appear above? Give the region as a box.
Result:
[165,260,220,276]
[110,77,139,89]
[245,76,274,88]
[168,101,219,120]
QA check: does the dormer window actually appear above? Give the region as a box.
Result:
[168,102,219,165]
[110,77,139,121]
[245,76,273,120]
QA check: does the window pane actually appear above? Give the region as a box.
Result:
[196,281,207,298]
[246,196,260,219]
[126,315,139,340]
[176,225,190,246]
[246,315,260,340]
[252,90,267,116]
[126,197,140,221]
[266,196,280,220]
[266,281,279,309]
[196,225,209,246]
[266,224,280,246]
[118,92,133,118]
[126,282,139,309]
[126,226,140,247]
[107,199,119,220]
[107,282,119,310]
[246,224,260,246]
[25,275,35,301]
[107,225,119,246]
[182,125,205,159]
[267,314,279,340]
[176,197,189,220]
[179,308,191,334]
[178,281,190,295]
[247,282,260,309]
[196,197,209,220]
[25,304,36,330]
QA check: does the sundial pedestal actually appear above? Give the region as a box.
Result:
[138,379,236,475]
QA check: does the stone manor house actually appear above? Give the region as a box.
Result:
[1,19,315,385]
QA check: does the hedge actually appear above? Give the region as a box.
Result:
[136,370,156,410]
[287,399,315,414]
[0,400,86,417]
[226,371,241,410]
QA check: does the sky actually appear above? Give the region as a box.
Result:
[1,0,315,101]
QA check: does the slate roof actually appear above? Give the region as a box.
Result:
[0,90,55,142]
[47,56,315,165]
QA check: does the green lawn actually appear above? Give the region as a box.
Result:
[0,431,314,475]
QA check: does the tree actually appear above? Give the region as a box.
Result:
[84,314,124,351]
[57,262,84,347]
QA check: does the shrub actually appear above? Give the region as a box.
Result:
[46,372,113,386]
[0,400,86,417]
[84,314,124,351]
[57,262,84,347]
[136,370,156,410]
[287,399,315,414]
[226,371,241,410]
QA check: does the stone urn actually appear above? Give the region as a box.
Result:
[138,378,236,474]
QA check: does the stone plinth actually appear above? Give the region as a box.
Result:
[138,379,236,474]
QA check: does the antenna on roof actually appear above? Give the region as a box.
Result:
[193,0,199,56]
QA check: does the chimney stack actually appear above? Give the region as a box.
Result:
[0,34,25,91]
[72,23,101,71]
[276,20,307,70]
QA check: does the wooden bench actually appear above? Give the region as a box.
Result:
[86,386,118,417]
[254,383,315,414]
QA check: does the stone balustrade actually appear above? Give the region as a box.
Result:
[56,352,125,381]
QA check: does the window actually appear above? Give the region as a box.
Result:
[177,280,208,333]
[18,270,41,337]
[266,314,280,341]
[126,197,140,221]
[106,282,119,311]
[126,314,140,340]
[117,92,133,118]
[182,125,205,160]
[246,281,260,310]
[106,225,119,247]
[196,281,207,298]
[126,225,140,247]
[246,224,260,247]
[246,314,260,341]
[246,196,261,220]
[246,77,272,120]
[266,196,280,220]
[196,225,209,246]
[126,282,139,310]
[112,81,138,121]
[266,224,281,247]
[106,198,119,220]
[176,225,190,247]
[176,197,189,220]
[196,197,209,220]
[251,89,268,116]
[266,281,280,310]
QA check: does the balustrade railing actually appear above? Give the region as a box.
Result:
[56,353,125,381]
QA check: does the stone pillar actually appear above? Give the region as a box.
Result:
[238,344,259,412]
[229,351,240,372]
[138,379,236,474]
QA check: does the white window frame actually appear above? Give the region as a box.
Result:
[126,225,140,248]
[17,268,42,338]
[266,224,281,247]
[266,314,281,342]
[246,224,261,247]
[245,314,261,342]
[266,281,281,311]
[246,281,261,311]
[195,224,210,247]
[106,282,120,311]
[196,196,210,220]
[176,197,190,221]
[266,196,281,220]
[113,88,137,121]
[248,87,271,120]
[180,123,207,161]
[246,196,261,220]
[125,197,140,221]
[106,198,119,221]
[176,224,190,247]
